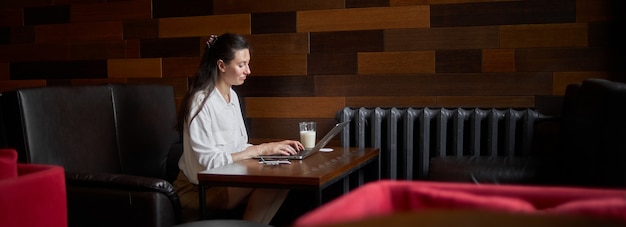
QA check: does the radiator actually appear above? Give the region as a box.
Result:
[336,107,551,180]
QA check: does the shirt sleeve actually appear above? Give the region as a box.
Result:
[186,94,234,170]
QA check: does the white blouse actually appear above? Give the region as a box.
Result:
[178,88,252,184]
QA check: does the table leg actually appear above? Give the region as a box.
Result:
[199,184,206,220]
[315,189,322,206]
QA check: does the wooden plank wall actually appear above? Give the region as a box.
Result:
[0,0,623,143]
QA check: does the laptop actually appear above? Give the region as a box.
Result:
[257,121,350,160]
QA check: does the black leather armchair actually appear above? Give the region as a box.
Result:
[2,84,183,227]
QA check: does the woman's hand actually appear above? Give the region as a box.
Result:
[261,140,304,156]
[234,140,304,161]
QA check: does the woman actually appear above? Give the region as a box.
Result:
[174,33,304,223]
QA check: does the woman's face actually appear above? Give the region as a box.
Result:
[218,48,251,86]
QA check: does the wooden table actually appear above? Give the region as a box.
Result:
[197,147,380,220]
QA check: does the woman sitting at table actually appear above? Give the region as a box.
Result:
[174,33,304,224]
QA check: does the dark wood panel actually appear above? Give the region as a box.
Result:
[0,80,47,93]
[24,5,70,25]
[247,118,337,141]
[245,97,345,118]
[298,6,429,32]
[140,37,201,58]
[0,0,52,8]
[248,33,308,55]
[250,54,307,76]
[123,19,158,40]
[162,57,200,78]
[10,26,35,44]
[158,15,251,38]
[499,23,588,49]
[0,8,23,27]
[552,72,609,96]
[345,96,437,108]
[431,1,576,27]
[235,76,314,97]
[0,63,8,80]
[385,26,499,51]
[435,49,482,73]
[0,27,8,45]
[70,78,128,86]
[107,58,161,78]
[251,12,296,34]
[10,60,108,80]
[69,40,127,60]
[346,0,389,8]
[214,0,343,14]
[516,47,610,72]
[358,51,435,74]
[71,0,151,22]
[127,77,189,98]
[315,73,552,96]
[436,96,535,108]
[152,0,213,19]
[308,53,357,75]
[0,43,69,62]
[482,49,515,73]
[310,30,383,54]
[35,21,123,43]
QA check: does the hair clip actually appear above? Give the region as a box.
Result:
[206,35,218,48]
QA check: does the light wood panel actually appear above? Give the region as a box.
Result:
[358,51,435,74]
[108,58,162,78]
[500,23,588,48]
[214,0,344,14]
[35,21,123,43]
[250,54,307,76]
[552,71,609,95]
[297,6,430,32]
[483,49,515,73]
[385,26,499,51]
[245,97,345,118]
[159,14,251,38]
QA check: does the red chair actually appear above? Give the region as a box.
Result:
[294,180,626,227]
[0,148,67,227]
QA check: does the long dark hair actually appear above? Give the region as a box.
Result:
[177,33,250,131]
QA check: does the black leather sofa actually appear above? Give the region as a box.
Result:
[1,84,183,227]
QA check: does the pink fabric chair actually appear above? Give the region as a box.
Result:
[294,180,626,227]
[0,148,67,227]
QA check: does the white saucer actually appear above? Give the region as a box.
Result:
[320,148,333,152]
